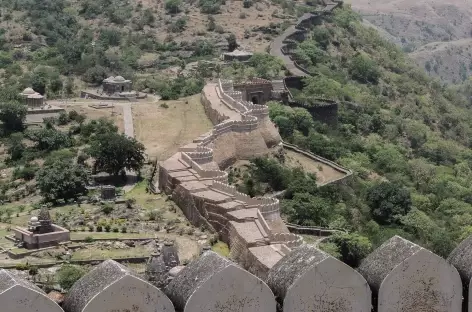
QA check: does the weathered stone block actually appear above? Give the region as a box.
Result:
[63,259,174,312]
[0,269,64,312]
[165,251,276,312]
[358,235,461,312]
[267,245,370,312]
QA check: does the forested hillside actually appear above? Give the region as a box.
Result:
[242,6,472,260]
[0,0,305,101]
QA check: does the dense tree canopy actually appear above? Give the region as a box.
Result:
[90,132,145,175]
[0,102,27,133]
[37,160,89,202]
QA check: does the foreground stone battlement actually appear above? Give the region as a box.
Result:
[5,234,472,312]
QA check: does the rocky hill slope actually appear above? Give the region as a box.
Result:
[347,0,472,83]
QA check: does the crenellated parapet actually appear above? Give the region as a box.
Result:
[6,235,472,312]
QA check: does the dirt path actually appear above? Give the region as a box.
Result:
[122,103,134,138]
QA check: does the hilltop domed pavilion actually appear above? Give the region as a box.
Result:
[102,76,132,94]
[19,87,44,108]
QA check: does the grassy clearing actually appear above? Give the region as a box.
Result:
[71,232,156,240]
[71,245,150,260]
[132,94,213,159]
[212,241,230,258]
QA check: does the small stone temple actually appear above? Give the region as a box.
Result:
[102,76,132,95]
[19,87,44,109]
[13,206,70,249]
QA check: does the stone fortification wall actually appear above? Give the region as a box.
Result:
[159,79,297,275]
[270,1,343,126]
[9,234,472,312]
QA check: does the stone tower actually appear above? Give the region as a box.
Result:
[37,206,53,234]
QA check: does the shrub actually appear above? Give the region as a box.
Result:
[15,263,30,271]
[165,0,182,14]
[96,225,103,232]
[199,0,223,14]
[57,265,86,291]
[243,0,252,8]
[112,227,119,233]
[121,226,127,233]
[160,103,169,108]
[104,224,111,232]
[102,203,114,215]
[84,236,94,243]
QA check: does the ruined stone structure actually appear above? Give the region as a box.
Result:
[19,87,44,108]
[145,241,181,288]
[13,206,70,249]
[100,185,116,200]
[222,49,253,62]
[102,76,132,94]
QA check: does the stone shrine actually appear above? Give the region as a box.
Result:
[19,87,44,109]
[13,206,70,249]
[102,76,132,95]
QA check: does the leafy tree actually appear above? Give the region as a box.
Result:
[250,157,290,191]
[227,33,237,52]
[282,193,331,226]
[329,232,372,267]
[273,115,294,138]
[83,65,108,84]
[57,265,86,291]
[165,0,182,14]
[199,0,223,14]
[349,53,381,84]
[37,161,89,202]
[247,53,284,80]
[90,133,145,175]
[367,182,412,225]
[31,67,49,95]
[26,128,71,151]
[7,133,26,161]
[0,102,27,133]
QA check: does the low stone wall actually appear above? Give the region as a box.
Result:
[282,141,352,185]
[80,91,147,101]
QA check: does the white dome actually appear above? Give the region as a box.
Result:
[30,216,38,222]
[114,76,125,82]
[22,87,36,95]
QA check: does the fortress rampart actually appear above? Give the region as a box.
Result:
[6,234,472,312]
[159,78,300,275]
